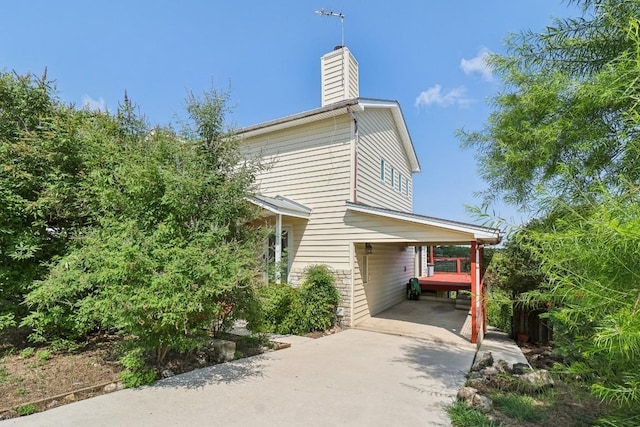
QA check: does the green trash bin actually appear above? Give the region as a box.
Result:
[407,277,421,300]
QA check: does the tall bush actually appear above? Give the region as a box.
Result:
[298,265,340,332]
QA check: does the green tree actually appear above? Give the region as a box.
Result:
[23,88,264,364]
[463,1,640,420]
[460,0,640,209]
[0,71,103,330]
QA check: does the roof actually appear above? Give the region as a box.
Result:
[345,202,502,244]
[237,98,420,173]
[249,194,312,219]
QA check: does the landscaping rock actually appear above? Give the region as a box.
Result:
[457,386,478,407]
[481,366,499,377]
[209,339,236,363]
[495,359,511,374]
[467,371,483,380]
[520,369,554,390]
[64,393,76,402]
[471,352,494,371]
[472,394,493,413]
[161,369,175,379]
[46,400,59,409]
[103,383,118,392]
[512,362,530,375]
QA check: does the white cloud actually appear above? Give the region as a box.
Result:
[414,85,471,108]
[81,95,107,112]
[460,47,493,81]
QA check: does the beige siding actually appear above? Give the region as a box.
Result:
[356,109,413,212]
[343,210,475,244]
[242,116,354,271]
[321,48,359,106]
[352,243,414,325]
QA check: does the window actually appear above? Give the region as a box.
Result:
[380,159,386,182]
[405,179,409,196]
[398,173,403,192]
[361,255,369,284]
[265,226,292,282]
[390,167,396,188]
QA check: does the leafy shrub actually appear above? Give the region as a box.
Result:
[16,404,37,416]
[119,348,156,388]
[19,347,35,358]
[298,265,340,332]
[257,283,303,335]
[486,288,512,334]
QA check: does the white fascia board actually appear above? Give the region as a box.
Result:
[238,100,362,139]
[346,203,501,244]
[248,198,311,220]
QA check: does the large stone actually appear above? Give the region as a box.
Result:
[457,386,478,407]
[210,339,236,363]
[520,369,554,390]
[103,383,118,392]
[495,359,511,374]
[481,366,499,377]
[472,394,493,413]
[471,352,494,372]
[512,362,530,375]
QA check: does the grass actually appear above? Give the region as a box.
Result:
[0,365,9,382]
[492,392,545,423]
[19,347,35,358]
[16,404,37,416]
[447,402,498,427]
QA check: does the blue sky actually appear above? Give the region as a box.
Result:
[1,1,578,225]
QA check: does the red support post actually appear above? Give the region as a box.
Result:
[470,241,478,343]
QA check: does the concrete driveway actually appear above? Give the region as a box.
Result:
[3,329,476,427]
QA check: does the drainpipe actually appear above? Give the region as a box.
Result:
[348,108,359,203]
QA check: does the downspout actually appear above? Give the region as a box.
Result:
[348,107,359,203]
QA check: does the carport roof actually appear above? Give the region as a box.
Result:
[249,194,312,219]
[345,202,502,244]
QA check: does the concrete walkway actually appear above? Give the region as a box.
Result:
[3,329,475,427]
[477,327,530,367]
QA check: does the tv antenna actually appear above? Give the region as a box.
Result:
[314,9,345,47]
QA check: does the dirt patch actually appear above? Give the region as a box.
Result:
[0,331,291,420]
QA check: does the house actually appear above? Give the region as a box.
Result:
[239,46,501,343]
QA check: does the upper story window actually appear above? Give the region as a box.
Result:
[380,159,386,182]
[390,167,396,188]
[398,173,403,192]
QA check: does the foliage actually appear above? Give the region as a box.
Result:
[485,287,512,334]
[257,265,340,335]
[298,265,340,332]
[19,86,264,364]
[0,71,101,331]
[447,402,498,427]
[462,2,640,418]
[118,348,157,388]
[491,392,545,423]
[16,404,37,417]
[520,188,640,415]
[256,283,303,335]
[460,0,640,210]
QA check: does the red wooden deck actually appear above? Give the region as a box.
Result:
[418,274,471,292]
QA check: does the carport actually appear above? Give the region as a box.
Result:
[345,202,501,344]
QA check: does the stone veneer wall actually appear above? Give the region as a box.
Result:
[289,267,352,327]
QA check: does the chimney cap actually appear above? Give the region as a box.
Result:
[333,45,344,51]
